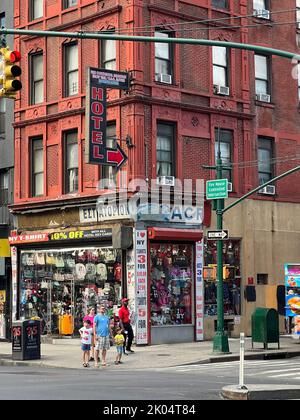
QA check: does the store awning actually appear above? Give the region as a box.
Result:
[148,227,203,241]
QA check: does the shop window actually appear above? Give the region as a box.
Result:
[150,243,193,326]
[257,273,268,285]
[64,43,79,97]
[204,240,241,316]
[100,30,116,70]
[19,247,122,335]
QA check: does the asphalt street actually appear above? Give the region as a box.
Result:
[0,357,300,400]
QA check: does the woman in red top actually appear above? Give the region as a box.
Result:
[83,307,95,361]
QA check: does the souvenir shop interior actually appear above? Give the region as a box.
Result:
[19,247,122,336]
[203,239,241,317]
[150,243,193,327]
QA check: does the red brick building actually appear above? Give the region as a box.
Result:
[9,0,300,342]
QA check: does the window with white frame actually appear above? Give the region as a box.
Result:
[0,13,5,28]
[30,0,43,20]
[63,0,77,9]
[255,54,270,95]
[30,53,44,105]
[253,0,268,11]
[156,122,175,177]
[64,43,79,97]
[258,137,274,185]
[297,0,300,27]
[0,172,8,205]
[100,31,116,70]
[0,99,5,136]
[155,30,173,81]
[64,131,78,194]
[212,46,228,87]
[214,128,232,181]
[31,137,44,197]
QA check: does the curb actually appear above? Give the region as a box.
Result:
[222,385,300,400]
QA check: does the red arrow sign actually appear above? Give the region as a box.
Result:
[107,143,128,169]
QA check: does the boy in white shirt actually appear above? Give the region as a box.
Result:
[79,319,93,367]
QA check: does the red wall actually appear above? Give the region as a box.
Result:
[12,0,300,208]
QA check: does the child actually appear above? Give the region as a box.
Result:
[114,327,125,365]
[79,319,93,367]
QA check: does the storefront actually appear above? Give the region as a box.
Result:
[0,238,11,341]
[9,228,124,336]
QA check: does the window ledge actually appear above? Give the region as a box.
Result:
[255,100,274,109]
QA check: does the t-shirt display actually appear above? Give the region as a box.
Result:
[203,240,241,317]
[150,243,193,326]
[19,247,122,336]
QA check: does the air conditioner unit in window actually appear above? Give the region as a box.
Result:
[256,93,271,103]
[253,9,270,20]
[259,185,276,195]
[155,73,172,84]
[156,176,175,187]
[214,85,230,96]
[227,182,233,192]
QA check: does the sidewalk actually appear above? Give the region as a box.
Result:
[0,335,300,370]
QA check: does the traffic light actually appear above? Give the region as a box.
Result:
[0,47,22,98]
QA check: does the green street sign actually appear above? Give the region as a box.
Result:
[206,179,228,200]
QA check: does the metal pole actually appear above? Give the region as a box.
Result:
[238,332,247,390]
[0,27,300,61]
[213,127,229,353]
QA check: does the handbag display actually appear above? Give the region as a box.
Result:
[55,254,65,268]
[26,253,35,266]
[34,252,46,266]
[75,263,86,280]
[46,252,56,265]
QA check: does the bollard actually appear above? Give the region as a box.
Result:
[238,332,247,390]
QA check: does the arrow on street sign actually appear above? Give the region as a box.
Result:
[107,143,128,170]
[207,230,229,240]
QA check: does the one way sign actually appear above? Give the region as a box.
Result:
[207,230,229,240]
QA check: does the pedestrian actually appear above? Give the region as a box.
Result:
[83,307,96,361]
[119,298,135,354]
[114,327,125,365]
[79,319,93,368]
[93,305,112,367]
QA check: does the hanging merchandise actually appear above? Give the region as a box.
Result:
[59,313,74,335]
[75,263,86,280]
[97,263,107,280]
[34,252,46,266]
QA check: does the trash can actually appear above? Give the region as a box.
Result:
[12,320,41,360]
[251,307,280,349]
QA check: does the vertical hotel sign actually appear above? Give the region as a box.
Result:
[85,68,107,165]
[135,230,148,344]
[195,240,204,341]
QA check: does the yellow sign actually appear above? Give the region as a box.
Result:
[0,239,10,257]
[0,290,6,303]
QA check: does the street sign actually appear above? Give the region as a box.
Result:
[85,67,128,170]
[207,230,229,240]
[206,179,228,200]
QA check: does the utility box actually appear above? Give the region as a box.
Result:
[251,307,280,349]
[12,320,41,360]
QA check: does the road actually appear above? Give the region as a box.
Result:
[0,358,300,400]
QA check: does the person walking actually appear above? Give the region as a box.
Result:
[83,307,95,361]
[119,298,135,354]
[93,305,112,367]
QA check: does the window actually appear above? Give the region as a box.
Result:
[30,53,44,105]
[63,0,77,9]
[156,123,175,177]
[31,138,44,197]
[212,46,228,87]
[64,131,78,194]
[297,0,300,28]
[102,123,117,188]
[253,0,268,10]
[155,31,173,81]
[257,273,268,285]
[30,0,43,20]
[298,64,300,101]
[215,128,232,181]
[64,43,78,97]
[258,137,274,185]
[0,99,5,135]
[212,0,229,9]
[100,31,116,70]
[0,13,5,28]
[0,172,8,205]
[255,55,270,95]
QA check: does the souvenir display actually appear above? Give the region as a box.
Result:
[150,243,193,326]
[19,247,122,336]
[203,240,241,316]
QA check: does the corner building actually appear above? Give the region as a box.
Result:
[10,0,300,343]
